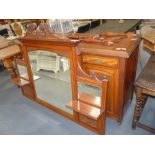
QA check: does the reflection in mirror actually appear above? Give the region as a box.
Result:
[78,82,101,99]
[18,64,29,80]
[28,50,73,114]
[14,59,34,98]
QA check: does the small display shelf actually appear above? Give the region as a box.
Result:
[11,77,30,86]
[78,92,101,108]
[66,100,103,120]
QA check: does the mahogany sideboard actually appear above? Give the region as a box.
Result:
[1,31,141,133]
[78,38,140,122]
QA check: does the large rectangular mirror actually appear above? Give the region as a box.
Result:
[28,50,73,114]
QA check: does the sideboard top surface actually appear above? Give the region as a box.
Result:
[19,32,141,58]
[78,36,141,58]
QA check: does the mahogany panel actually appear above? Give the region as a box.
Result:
[123,47,139,111]
[82,54,119,68]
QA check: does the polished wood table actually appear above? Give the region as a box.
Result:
[0,38,21,78]
[143,30,155,52]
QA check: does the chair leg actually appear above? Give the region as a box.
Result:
[132,87,147,129]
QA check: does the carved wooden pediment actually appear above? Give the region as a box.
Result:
[24,23,70,42]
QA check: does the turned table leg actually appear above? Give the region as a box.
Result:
[3,58,17,79]
[132,86,147,129]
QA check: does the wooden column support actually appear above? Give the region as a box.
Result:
[132,86,147,129]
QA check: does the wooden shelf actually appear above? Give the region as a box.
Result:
[11,77,30,86]
[67,100,103,120]
[78,92,101,108]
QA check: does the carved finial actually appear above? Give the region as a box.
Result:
[27,23,37,32]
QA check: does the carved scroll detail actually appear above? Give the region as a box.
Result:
[77,57,107,82]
